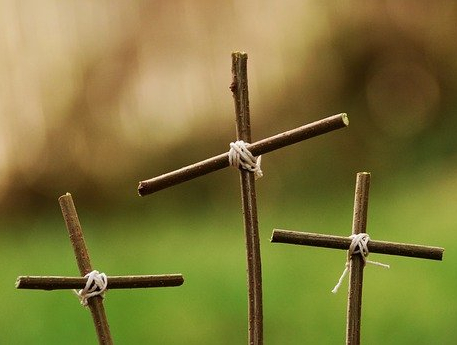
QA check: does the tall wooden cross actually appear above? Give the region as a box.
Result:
[16,193,184,345]
[270,172,444,345]
[138,52,349,345]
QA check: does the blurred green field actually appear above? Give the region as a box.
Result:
[2,166,456,344]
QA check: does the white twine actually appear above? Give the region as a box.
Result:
[332,233,390,294]
[228,140,263,179]
[74,270,108,306]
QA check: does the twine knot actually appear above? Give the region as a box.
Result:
[75,270,108,306]
[332,233,389,294]
[228,140,263,179]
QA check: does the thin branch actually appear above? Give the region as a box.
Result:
[270,230,444,261]
[59,193,113,345]
[138,113,349,196]
[231,51,263,345]
[16,274,184,290]
[346,172,370,345]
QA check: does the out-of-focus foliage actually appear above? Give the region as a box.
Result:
[1,1,456,214]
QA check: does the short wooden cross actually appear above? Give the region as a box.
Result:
[16,193,184,345]
[270,172,444,345]
[138,52,349,345]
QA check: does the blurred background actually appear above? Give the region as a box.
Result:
[1,1,456,344]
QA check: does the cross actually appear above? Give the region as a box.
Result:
[16,193,184,345]
[137,51,349,345]
[270,172,444,345]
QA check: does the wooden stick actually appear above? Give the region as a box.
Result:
[270,230,444,261]
[138,113,349,196]
[346,172,370,345]
[16,274,184,290]
[231,52,263,345]
[59,193,113,345]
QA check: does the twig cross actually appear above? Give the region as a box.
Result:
[138,52,349,345]
[16,193,184,345]
[271,172,444,345]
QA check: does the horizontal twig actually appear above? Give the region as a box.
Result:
[16,274,184,290]
[138,113,349,196]
[271,229,444,261]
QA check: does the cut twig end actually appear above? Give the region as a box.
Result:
[434,248,445,261]
[341,113,349,126]
[231,51,247,57]
[270,229,280,243]
[137,182,146,196]
[58,193,72,202]
[175,275,185,286]
[15,276,22,289]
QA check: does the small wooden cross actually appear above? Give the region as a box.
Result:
[270,172,444,345]
[137,52,349,345]
[16,193,184,345]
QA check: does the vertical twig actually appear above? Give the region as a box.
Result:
[59,193,113,345]
[346,172,370,345]
[231,51,263,345]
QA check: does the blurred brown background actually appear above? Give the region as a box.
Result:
[1,1,456,215]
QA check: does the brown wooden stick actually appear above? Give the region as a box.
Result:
[232,51,263,345]
[270,230,444,261]
[138,113,349,196]
[16,274,184,290]
[346,172,370,345]
[59,193,113,345]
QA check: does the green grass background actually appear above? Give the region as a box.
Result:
[2,166,456,344]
